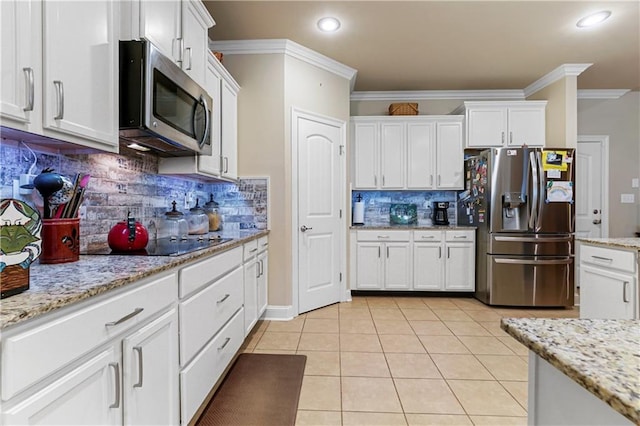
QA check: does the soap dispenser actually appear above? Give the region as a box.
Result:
[353,193,365,225]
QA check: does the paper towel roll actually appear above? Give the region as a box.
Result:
[353,201,364,225]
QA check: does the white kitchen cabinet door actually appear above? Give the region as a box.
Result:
[413,243,443,290]
[380,122,405,189]
[199,55,223,176]
[580,265,637,319]
[42,0,118,150]
[244,259,259,335]
[2,348,120,425]
[0,0,40,131]
[444,243,475,291]
[257,250,268,318]
[138,0,181,63]
[353,121,379,189]
[384,242,412,290]
[122,309,179,426]
[435,120,464,189]
[181,0,209,87]
[356,243,384,289]
[220,78,238,180]
[466,106,507,147]
[407,121,435,189]
[508,105,546,147]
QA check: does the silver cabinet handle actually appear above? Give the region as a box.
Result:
[592,219,602,224]
[453,235,468,239]
[175,38,184,64]
[623,281,630,303]
[259,259,264,276]
[105,308,144,327]
[218,337,231,351]
[386,246,389,258]
[224,157,229,173]
[109,362,120,408]
[217,294,230,304]
[377,235,390,239]
[256,261,260,278]
[249,248,258,253]
[382,175,385,186]
[509,131,513,145]
[421,235,435,239]
[53,80,64,120]
[501,132,505,144]
[261,242,269,248]
[23,68,34,111]
[133,347,143,388]
[185,47,192,70]
[591,255,613,262]
[447,247,450,258]
[439,246,442,258]
[300,225,313,232]
[378,246,381,258]
[374,175,377,186]
[430,175,433,186]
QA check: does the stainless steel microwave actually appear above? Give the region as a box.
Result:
[119,40,212,157]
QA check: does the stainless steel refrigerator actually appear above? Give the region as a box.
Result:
[458,147,575,307]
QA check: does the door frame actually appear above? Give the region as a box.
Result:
[576,135,610,238]
[291,107,347,316]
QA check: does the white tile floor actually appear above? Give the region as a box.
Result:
[241,296,579,426]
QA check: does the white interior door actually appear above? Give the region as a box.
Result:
[296,111,344,314]
[576,136,609,289]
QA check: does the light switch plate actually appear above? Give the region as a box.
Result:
[620,194,635,203]
[632,178,639,188]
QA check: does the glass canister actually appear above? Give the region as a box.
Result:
[161,201,189,240]
[187,198,209,235]
[203,193,221,232]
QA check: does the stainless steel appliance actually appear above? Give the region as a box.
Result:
[458,147,575,307]
[432,201,450,225]
[119,40,211,157]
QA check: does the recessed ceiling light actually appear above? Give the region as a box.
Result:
[317,17,341,32]
[576,11,611,28]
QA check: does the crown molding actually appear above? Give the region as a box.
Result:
[577,89,631,99]
[350,90,526,101]
[523,63,592,97]
[209,39,358,91]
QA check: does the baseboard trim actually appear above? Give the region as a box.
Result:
[262,304,296,321]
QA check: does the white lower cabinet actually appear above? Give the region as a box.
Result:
[352,229,475,292]
[579,243,638,319]
[244,236,269,336]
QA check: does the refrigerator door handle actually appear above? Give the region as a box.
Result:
[529,152,539,230]
[536,151,545,230]
[494,236,572,243]
[494,258,573,265]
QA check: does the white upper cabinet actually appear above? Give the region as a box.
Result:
[1,0,118,152]
[181,0,212,86]
[460,101,547,148]
[351,116,464,190]
[220,77,239,181]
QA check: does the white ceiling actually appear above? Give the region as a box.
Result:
[204,1,640,93]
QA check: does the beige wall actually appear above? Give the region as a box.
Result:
[578,91,640,237]
[350,99,465,116]
[223,52,351,308]
[527,77,578,148]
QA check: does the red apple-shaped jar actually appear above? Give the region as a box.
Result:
[107,212,149,251]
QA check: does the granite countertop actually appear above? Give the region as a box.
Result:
[0,229,268,330]
[501,318,640,424]
[350,224,477,230]
[577,237,640,250]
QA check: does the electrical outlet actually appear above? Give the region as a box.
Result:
[632,178,639,188]
[620,194,635,204]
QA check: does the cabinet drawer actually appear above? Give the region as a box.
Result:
[414,230,443,242]
[1,273,177,401]
[258,235,269,252]
[179,246,242,298]
[357,230,411,242]
[180,307,244,425]
[446,230,475,242]
[179,266,243,367]
[581,245,636,274]
[243,239,259,261]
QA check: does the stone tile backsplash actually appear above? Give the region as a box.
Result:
[1,142,267,251]
[351,190,457,226]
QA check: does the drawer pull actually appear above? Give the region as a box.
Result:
[249,248,258,253]
[109,362,120,409]
[262,242,269,247]
[105,308,144,327]
[591,255,613,262]
[377,235,390,239]
[218,337,231,351]
[421,235,435,239]
[217,294,230,304]
[133,347,143,388]
[453,235,468,239]
[623,281,630,303]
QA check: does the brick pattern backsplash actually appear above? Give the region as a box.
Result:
[1,142,268,251]
[351,190,457,226]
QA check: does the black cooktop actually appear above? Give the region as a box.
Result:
[83,237,233,256]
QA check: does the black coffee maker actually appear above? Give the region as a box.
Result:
[432,201,450,225]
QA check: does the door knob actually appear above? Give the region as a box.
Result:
[593,219,601,224]
[300,225,313,232]
[593,209,600,214]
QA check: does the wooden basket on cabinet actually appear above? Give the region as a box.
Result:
[388,103,418,115]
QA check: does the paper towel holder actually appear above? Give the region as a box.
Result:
[353,193,365,225]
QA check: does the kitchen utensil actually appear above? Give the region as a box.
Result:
[33,168,64,219]
[107,212,149,252]
[160,201,189,240]
[203,193,221,231]
[58,174,90,218]
[48,175,74,211]
[187,198,209,235]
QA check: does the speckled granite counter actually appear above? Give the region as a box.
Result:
[578,237,640,250]
[350,224,476,230]
[501,318,640,424]
[0,229,268,330]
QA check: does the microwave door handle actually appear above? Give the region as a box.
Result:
[529,152,538,230]
[198,95,210,147]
